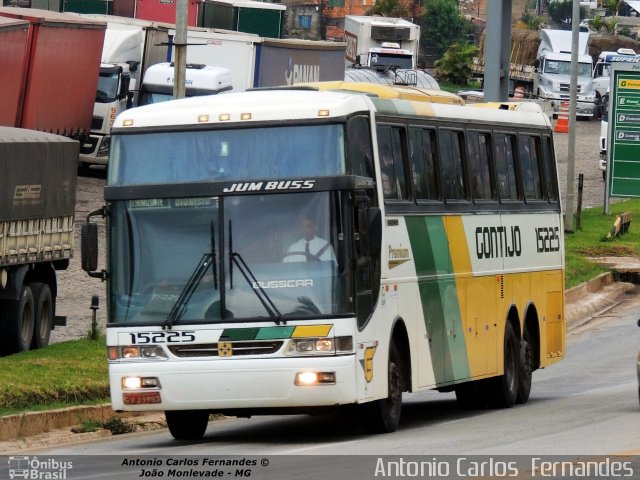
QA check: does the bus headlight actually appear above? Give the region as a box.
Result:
[295,372,336,385]
[108,345,168,360]
[285,336,353,356]
[122,376,161,390]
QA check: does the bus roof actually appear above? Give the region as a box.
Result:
[114,89,551,130]
[298,81,464,105]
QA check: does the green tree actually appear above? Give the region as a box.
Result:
[603,17,619,34]
[547,0,587,26]
[369,0,407,17]
[589,15,604,33]
[522,8,544,30]
[434,42,478,85]
[421,0,469,59]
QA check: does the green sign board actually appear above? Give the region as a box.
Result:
[608,63,640,197]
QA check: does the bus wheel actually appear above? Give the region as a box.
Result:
[31,283,53,350]
[165,410,209,440]
[0,285,35,355]
[362,344,403,433]
[488,322,519,408]
[516,329,533,404]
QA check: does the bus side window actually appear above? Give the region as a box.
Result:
[519,135,544,201]
[467,131,495,201]
[347,115,373,179]
[377,125,408,201]
[409,127,439,201]
[494,133,520,201]
[438,129,467,200]
[542,135,559,202]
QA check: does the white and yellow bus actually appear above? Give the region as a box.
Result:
[82,85,565,440]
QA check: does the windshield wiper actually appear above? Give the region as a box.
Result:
[228,219,284,325]
[164,253,213,329]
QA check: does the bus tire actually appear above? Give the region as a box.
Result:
[516,328,533,404]
[488,322,519,408]
[31,283,53,350]
[0,285,35,355]
[362,344,403,433]
[165,410,209,440]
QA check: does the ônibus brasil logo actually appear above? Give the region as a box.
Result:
[8,456,73,479]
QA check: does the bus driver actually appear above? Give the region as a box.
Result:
[283,216,336,262]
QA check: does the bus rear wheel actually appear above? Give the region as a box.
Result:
[165,410,209,440]
[516,328,533,404]
[488,322,519,408]
[362,344,403,433]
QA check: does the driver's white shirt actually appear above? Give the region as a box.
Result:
[284,236,335,262]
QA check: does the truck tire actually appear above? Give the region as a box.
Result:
[0,285,35,355]
[31,283,53,350]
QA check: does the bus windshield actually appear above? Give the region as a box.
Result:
[108,191,352,325]
[108,124,346,185]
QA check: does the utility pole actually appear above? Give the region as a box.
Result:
[484,0,512,102]
[564,0,580,232]
[173,0,188,99]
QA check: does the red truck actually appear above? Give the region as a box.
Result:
[113,0,199,27]
[0,7,105,136]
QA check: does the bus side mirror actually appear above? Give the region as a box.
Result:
[81,222,99,273]
[81,207,107,280]
[368,207,382,256]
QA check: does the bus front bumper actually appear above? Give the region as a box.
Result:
[109,355,359,412]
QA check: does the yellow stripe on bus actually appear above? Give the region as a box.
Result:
[292,325,333,338]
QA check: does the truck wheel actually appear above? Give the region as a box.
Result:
[487,322,520,408]
[31,283,53,350]
[165,410,209,440]
[0,285,35,354]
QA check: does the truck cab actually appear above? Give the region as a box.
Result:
[360,43,414,69]
[534,29,597,119]
[138,62,232,105]
[593,49,640,98]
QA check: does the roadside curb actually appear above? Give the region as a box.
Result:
[0,275,637,450]
[0,404,163,446]
[565,273,636,331]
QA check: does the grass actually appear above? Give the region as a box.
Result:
[438,79,481,94]
[565,199,640,288]
[1,200,639,416]
[0,338,109,416]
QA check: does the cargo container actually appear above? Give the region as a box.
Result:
[110,0,200,27]
[198,0,285,38]
[178,30,345,91]
[0,127,78,355]
[0,7,106,136]
[0,17,30,128]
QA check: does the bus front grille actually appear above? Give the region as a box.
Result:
[168,341,284,357]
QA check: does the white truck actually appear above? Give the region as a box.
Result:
[593,48,640,98]
[0,127,77,355]
[78,17,171,169]
[138,62,232,105]
[344,15,419,70]
[534,28,597,118]
[176,30,345,91]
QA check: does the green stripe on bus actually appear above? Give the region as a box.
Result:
[255,326,296,340]
[220,328,260,341]
[405,216,471,384]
